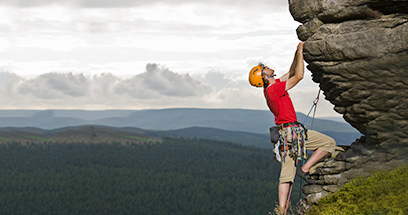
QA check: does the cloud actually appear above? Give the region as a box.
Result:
[0,71,22,98]
[18,72,90,99]
[0,0,287,9]
[0,63,340,116]
[199,70,228,90]
[0,64,214,107]
[0,63,266,110]
[115,63,211,99]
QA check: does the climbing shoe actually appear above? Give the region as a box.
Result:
[297,168,316,185]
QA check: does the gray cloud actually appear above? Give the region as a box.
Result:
[18,72,90,99]
[0,72,22,98]
[115,63,211,99]
[0,64,339,116]
[0,0,287,9]
[200,70,228,90]
[76,0,286,9]
[0,0,56,7]
[0,63,267,110]
[0,63,213,105]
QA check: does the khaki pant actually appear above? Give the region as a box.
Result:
[279,129,335,183]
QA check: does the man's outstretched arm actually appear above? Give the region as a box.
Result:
[279,47,298,82]
[285,42,304,91]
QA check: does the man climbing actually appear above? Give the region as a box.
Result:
[248,42,336,214]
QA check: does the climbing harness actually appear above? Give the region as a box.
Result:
[271,121,308,163]
[277,122,308,163]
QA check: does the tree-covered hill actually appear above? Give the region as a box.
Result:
[0,125,160,145]
[0,138,304,215]
[145,126,272,148]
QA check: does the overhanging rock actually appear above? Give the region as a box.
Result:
[288,0,408,213]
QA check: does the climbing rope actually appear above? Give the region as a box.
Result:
[297,89,321,201]
[303,89,321,128]
[285,181,294,214]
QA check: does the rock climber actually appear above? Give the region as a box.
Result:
[248,42,336,214]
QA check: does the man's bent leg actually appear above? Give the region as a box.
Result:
[303,130,336,173]
[302,149,328,172]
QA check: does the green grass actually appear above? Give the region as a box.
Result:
[0,136,11,142]
[121,135,151,142]
[22,135,49,142]
[308,165,408,215]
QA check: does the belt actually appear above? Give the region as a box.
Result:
[278,121,298,129]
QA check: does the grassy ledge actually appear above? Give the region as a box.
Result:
[308,165,408,215]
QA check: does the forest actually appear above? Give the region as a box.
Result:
[0,138,303,215]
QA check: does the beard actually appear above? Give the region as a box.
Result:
[263,77,269,87]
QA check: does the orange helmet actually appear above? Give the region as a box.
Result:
[249,65,264,87]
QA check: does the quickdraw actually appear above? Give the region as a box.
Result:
[282,128,288,162]
[295,125,308,160]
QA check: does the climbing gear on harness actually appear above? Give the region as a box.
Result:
[278,121,308,163]
[270,121,308,163]
[273,143,282,162]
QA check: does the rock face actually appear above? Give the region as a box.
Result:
[290,0,408,148]
[288,0,408,213]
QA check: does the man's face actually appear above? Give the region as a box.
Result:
[262,66,275,78]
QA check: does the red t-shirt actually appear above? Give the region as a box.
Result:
[264,79,297,125]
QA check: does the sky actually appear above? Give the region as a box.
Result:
[0,0,341,117]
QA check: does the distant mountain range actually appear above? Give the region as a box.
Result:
[0,108,357,133]
[0,108,361,147]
